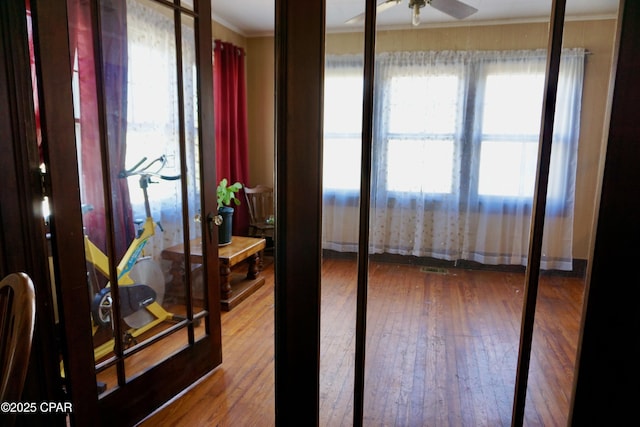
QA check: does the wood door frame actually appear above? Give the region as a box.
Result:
[569,0,640,424]
[274,0,325,424]
[31,2,100,424]
[30,0,221,425]
[0,1,66,426]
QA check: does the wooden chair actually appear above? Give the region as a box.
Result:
[0,273,36,404]
[244,185,275,244]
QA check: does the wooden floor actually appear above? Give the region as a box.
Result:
[139,257,585,426]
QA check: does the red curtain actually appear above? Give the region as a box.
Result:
[101,0,134,258]
[25,1,41,159]
[214,40,250,236]
[67,0,134,259]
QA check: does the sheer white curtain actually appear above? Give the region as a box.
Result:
[322,54,364,252]
[323,48,585,271]
[459,49,585,270]
[125,0,199,260]
[369,51,469,261]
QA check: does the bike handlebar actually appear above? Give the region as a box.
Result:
[119,157,148,178]
[119,155,181,181]
[158,174,181,181]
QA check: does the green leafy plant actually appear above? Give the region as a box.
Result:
[217,178,243,210]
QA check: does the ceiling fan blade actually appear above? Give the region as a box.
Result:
[345,0,402,25]
[428,0,478,20]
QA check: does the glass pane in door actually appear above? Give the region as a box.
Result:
[523,0,620,424]
[361,1,554,425]
[68,0,208,393]
[320,0,365,424]
[182,13,207,323]
[121,0,194,383]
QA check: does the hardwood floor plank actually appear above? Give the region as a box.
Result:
[140,258,584,426]
[319,258,357,427]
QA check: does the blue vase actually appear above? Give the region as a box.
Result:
[218,206,234,246]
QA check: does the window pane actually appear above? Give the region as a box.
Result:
[387,139,454,193]
[389,75,459,134]
[323,138,361,190]
[324,76,363,134]
[482,73,544,135]
[324,73,362,191]
[478,140,538,197]
[127,43,176,125]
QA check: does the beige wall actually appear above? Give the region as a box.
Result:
[243,19,616,261]
[564,20,617,260]
[246,37,275,187]
[213,21,247,49]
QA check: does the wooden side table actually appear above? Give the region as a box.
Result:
[161,236,266,311]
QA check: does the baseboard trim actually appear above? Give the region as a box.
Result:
[322,249,587,278]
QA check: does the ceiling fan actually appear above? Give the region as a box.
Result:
[346,0,478,27]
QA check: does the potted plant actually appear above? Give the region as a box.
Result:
[216,178,242,246]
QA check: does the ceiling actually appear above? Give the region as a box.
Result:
[211,0,619,37]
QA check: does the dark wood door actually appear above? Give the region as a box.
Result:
[0,2,66,425]
[28,0,222,425]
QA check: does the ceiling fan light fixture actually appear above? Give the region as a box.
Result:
[344,0,477,28]
[409,0,427,27]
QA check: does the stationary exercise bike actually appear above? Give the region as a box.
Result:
[85,155,180,360]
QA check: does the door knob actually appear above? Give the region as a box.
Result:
[206,212,223,243]
[206,212,215,243]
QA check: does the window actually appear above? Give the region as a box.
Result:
[124,0,198,209]
[386,75,458,194]
[324,50,583,208]
[477,71,545,199]
[323,49,585,270]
